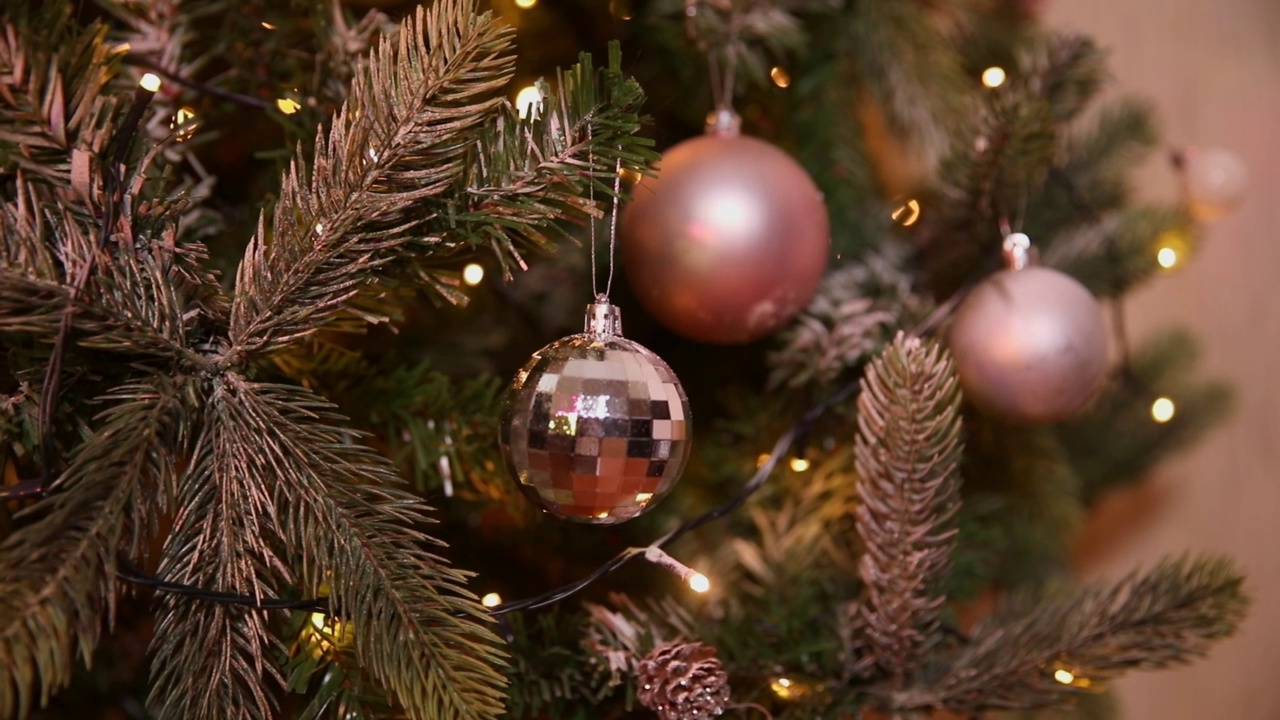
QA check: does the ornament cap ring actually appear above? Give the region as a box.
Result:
[704,107,741,137]
[585,295,623,337]
[1003,232,1034,270]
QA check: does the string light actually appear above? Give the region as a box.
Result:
[515,0,537,9]
[515,84,542,120]
[1050,665,1094,688]
[891,197,922,226]
[981,66,1007,88]
[609,0,633,19]
[769,674,825,700]
[770,66,791,88]
[770,677,795,699]
[1151,397,1176,423]
[688,573,711,593]
[756,453,771,468]
[1154,230,1189,270]
[261,21,277,30]
[620,167,643,188]
[481,592,503,608]
[139,73,162,92]
[306,611,352,657]
[276,97,301,115]
[171,106,198,141]
[789,457,811,472]
[463,263,485,286]
[643,547,710,594]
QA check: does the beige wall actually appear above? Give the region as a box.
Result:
[1045,1,1280,718]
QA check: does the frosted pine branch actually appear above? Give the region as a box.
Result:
[768,248,927,388]
[893,555,1247,713]
[849,334,963,683]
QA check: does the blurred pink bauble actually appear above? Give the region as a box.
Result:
[1180,146,1248,221]
[949,266,1109,423]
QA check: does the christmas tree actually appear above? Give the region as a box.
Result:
[0,0,1249,719]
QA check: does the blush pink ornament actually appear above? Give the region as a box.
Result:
[620,110,830,344]
[948,234,1110,423]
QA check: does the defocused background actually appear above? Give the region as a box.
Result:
[1047,0,1280,717]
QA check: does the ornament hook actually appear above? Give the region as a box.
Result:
[588,136,624,302]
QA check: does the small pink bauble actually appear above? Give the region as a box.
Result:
[1181,146,1248,221]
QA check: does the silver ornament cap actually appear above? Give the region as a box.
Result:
[500,297,691,524]
[948,239,1109,423]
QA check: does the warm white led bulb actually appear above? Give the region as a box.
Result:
[463,263,485,286]
[515,85,542,120]
[139,73,162,92]
[481,592,502,608]
[688,573,710,593]
[981,66,1007,88]
[1151,397,1176,423]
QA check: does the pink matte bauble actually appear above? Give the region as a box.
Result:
[948,266,1109,423]
[620,132,830,344]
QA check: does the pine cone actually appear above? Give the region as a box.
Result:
[636,641,730,720]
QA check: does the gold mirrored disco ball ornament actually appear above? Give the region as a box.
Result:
[500,298,691,524]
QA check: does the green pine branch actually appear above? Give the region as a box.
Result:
[849,335,963,684]
[146,378,295,720]
[436,42,650,279]
[1057,330,1233,502]
[229,0,652,358]
[903,555,1248,713]
[201,379,507,720]
[0,377,184,719]
[228,1,516,356]
[0,6,120,190]
[845,0,970,173]
[919,33,1098,294]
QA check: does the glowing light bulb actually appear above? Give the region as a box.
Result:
[139,73,162,92]
[309,612,328,631]
[1151,397,1176,423]
[789,457,811,472]
[463,263,485,286]
[171,106,198,141]
[276,97,302,115]
[981,66,1007,88]
[609,0,633,19]
[515,0,537,9]
[891,197,922,227]
[1156,246,1178,269]
[515,85,542,120]
[756,453,771,468]
[261,21,277,30]
[688,572,710,593]
[770,677,796,699]
[770,66,791,88]
[1053,669,1076,685]
[481,592,502,608]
